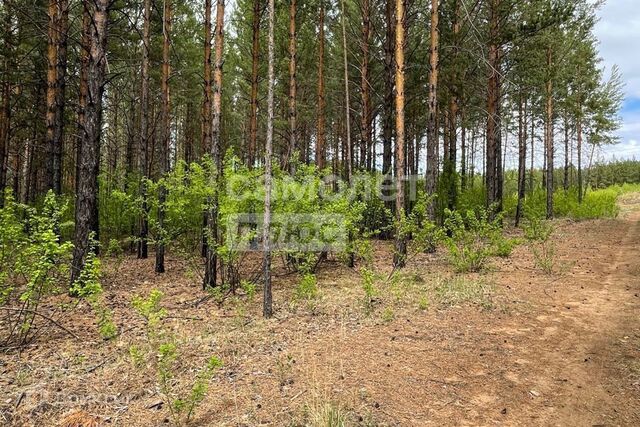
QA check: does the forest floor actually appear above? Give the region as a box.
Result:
[2,194,640,426]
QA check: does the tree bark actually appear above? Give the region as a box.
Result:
[204,0,225,289]
[45,0,68,195]
[485,0,502,213]
[71,0,109,284]
[263,0,275,318]
[287,0,297,171]
[545,46,554,219]
[360,0,371,172]
[0,11,10,207]
[515,96,527,226]
[563,115,569,191]
[248,0,261,168]
[138,0,151,259]
[393,0,406,268]
[202,0,213,154]
[156,0,172,273]
[316,3,326,170]
[382,0,394,176]
[340,0,352,181]
[577,104,583,203]
[426,0,439,218]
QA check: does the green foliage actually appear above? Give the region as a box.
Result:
[360,267,379,314]
[522,214,557,274]
[442,208,503,272]
[294,273,318,302]
[130,289,222,425]
[0,191,74,346]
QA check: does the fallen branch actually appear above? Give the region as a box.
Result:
[0,307,79,340]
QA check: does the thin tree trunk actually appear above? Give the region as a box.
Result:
[382,0,394,176]
[340,0,352,181]
[287,0,297,171]
[577,105,583,203]
[45,0,68,195]
[515,96,527,226]
[263,0,275,318]
[202,0,212,153]
[316,3,326,170]
[545,47,554,219]
[0,29,9,206]
[71,0,109,284]
[204,0,225,289]
[360,0,371,172]
[426,0,439,218]
[529,110,534,193]
[138,0,151,259]
[156,0,172,273]
[393,0,406,267]
[486,0,502,213]
[563,115,569,191]
[248,0,261,168]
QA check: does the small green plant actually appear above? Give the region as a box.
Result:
[418,295,430,311]
[381,306,395,323]
[294,273,319,301]
[130,289,223,426]
[360,267,379,314]
[523,214,557,274]
[239,280,257,300]
[443,208,510,272]
[308,402,347,427]
[435,276,494,309]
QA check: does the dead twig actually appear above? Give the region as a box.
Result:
[0,307,79,340]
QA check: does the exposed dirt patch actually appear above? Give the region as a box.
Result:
[1,198,639,426]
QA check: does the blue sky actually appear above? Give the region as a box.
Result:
[595,0,640,161]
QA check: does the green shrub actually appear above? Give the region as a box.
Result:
[294,273,318,301]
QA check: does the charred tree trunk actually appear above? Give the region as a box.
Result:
[71,0,109,284]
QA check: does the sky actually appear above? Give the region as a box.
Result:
[595,0,640,161]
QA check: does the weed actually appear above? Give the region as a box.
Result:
[435,276,494,309]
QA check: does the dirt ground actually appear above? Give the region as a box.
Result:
[1,195,639,426]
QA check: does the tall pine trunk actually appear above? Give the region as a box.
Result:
[316,3,326,170]
[486,0,502,213]
[45,0,68,195]
[340,0,352,180]
[248,0,261,168]
[138,0,151,259]
[71,0,109,284]
[382,0,394,176]
[393,0,406,267]
[360,0,371,171]
[545,47,554,219]
[287,0,297,171]
[204,0,225,289]
[263,0,275,318]
[202,0,213,153]
[515,96,527,226]
[156,0,172,273]
[425,0,439,219]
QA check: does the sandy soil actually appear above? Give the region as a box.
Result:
[1,195,639,426]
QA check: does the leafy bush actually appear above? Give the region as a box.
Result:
[442,208,503,272]
[0,191,74,346]
[522,214,557,274]
[294,273,318,302]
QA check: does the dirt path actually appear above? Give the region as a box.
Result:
[267,202,640,426]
